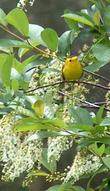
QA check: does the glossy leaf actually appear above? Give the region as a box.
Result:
[41,28,58,51]
[29,24,44,45]
[6,8,29,36]
[62,13,94,27]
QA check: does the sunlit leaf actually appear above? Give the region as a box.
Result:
[6,8,29,36]
[62,13,94,27]
[41,28,58,51]
[1,54,13,87]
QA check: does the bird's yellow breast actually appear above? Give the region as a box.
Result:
[62,56,83,81]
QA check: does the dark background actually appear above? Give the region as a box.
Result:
[0,0,106,190]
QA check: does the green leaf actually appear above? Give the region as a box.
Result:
[14,117,68,132]
[0,53,8,77]
[93,10,101,26]
[41,28,58,51]
[1,54,13,87]
[100,117,110,126]
[0,39,30,49]
[46,184,83,191]
[41,148,56,173]
[11,79,19,91]
[0,8,7,26]
[103,6,110,32]
[96,105,105,124]
[29,24,44,45]
[62,13,94,27]
[71,124,92,132]
[93,41,110,63]
[21,55,51,73]
[89,143,105,156]
[15,55,38,73]
[58,31,72,56]
[85,60,107,72]
[70,107,93,126]
[102,157,110,169]
[6,8,29,36]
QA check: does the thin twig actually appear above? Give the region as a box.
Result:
[58,91,110,111]
[25,80,110,93]
[0,25,25,41]
[27,39,52,56]
[84,69,110,83]
[0,25,55,58]
[80,101,110,112]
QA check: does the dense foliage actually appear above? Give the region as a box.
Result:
[1,0,110,190]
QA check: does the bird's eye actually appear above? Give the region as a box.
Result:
[69,59,72,62]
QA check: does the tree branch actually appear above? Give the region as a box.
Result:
[25,80,110,93]
[84,69,110,83]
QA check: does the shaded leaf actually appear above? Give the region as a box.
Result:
[70,107,93,126]
[0,39,30,48]
[58,31,72,56]
[102,157,110,169]
[96,105,105,124]
[85,60,107,72]
[41,148,56,173]
[93,42,110,63]
[103,6,110,32]
[0,8,7,26]
[46,184,84,191]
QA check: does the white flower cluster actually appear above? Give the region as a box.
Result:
[64,150,102,184]
[48,136,73,162]
[105,83,110,117]
[29,58,62,97]
[0,113,42,181]
[17,0,35,9]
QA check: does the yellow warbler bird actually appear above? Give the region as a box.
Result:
[62,56,83,81]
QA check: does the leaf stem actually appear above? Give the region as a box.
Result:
[0,25,25,41]
[0,25,56,57]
